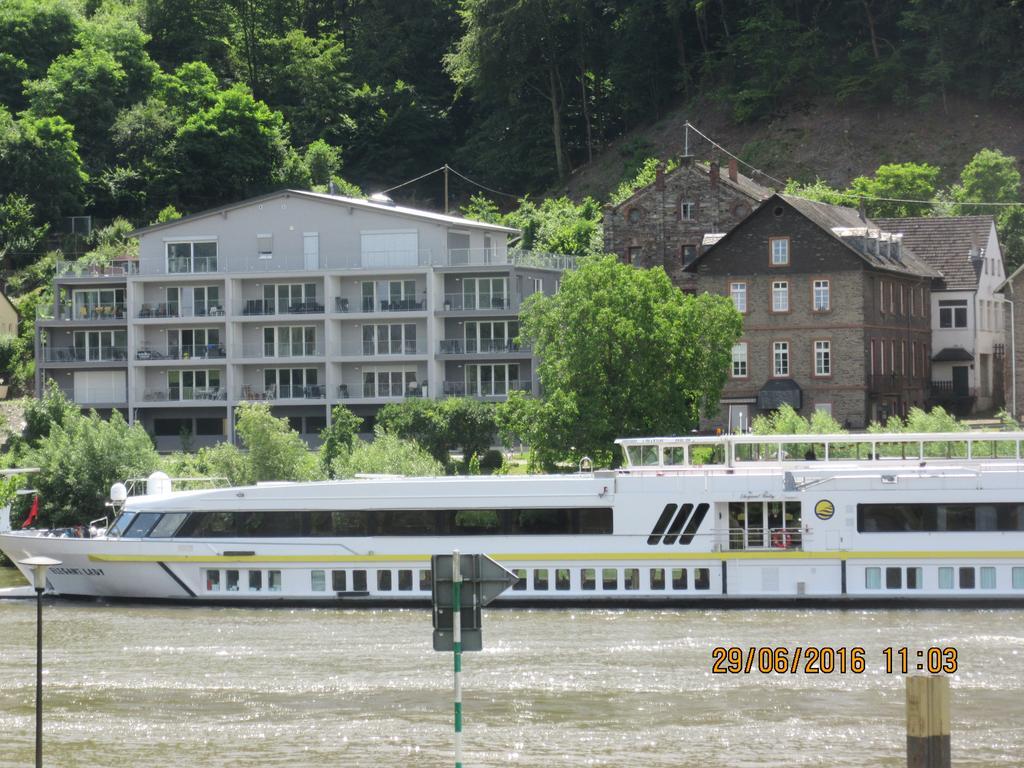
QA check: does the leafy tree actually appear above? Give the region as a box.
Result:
[952,148,1021,208]
[376,398,449,467]
[305,139,342,187]
[234,401,322,481]
[0,0,81,110]
[846,162,940,218]
[783,178,849,206]
[504,196,604,256]
[162,441,253,487]
[152,204,182,223]
[751,403,844,435]
[498,255,742,467]
[460,194,503,224]
[141,0,234,75]
[331,427,443,479]
[439,397,496,471]
[319,404,363,477]
[609,157,680,206]
[28,409,159,527]
[0,194,48,269]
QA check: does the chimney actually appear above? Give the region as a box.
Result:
[655,163,665,191]
[727,158,738,182]
[709,161,720,186]
[858,197,867,221]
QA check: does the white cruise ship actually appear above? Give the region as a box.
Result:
[3,431,1024,605]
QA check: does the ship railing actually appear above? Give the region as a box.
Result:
[616,431,1024,470]
[726,527,803,551]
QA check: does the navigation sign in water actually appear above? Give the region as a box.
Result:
[431,553,518,652]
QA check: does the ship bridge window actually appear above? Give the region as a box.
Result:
[857,503,1024,532]
[123,512,162,538]
[625,444,660,466]
[108,512,136,537]
[148,512,188,538]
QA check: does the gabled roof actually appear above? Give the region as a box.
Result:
[690,193,940,278]
[130,189,520,238]
[608,159,773,212]
[874,215,995,291]
[0,291,18,320]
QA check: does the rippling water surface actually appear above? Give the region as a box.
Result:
[1,568,1023,767]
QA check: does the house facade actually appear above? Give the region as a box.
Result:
[875,216,1007,415]
[35,190,572,451]
[997,263,1024,420]
[689,194,938,431]
[603,157,771,291]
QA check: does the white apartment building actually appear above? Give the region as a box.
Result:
[876,216,1007,414]
[35,190,573,450]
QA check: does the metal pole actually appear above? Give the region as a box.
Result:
[35,585,43,768]
[452,548,463,768]
[998,295,1016,418]
[444,165,450,216]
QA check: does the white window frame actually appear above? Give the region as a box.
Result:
[731,343,748,378]
[813,279,830,312]
[773,341,789,377]
[257,233,273,259]
[772,281,789,312]
[730,282,747,313]
[814,340,831,377]
[770,237,789,266]
[680,201,695,221]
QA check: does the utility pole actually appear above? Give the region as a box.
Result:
[444,164,450,215]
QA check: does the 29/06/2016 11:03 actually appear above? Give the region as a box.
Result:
[710,646,958,674]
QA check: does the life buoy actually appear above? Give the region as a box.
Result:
[771,529,792,549]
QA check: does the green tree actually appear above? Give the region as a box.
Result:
[952,148,1021,208]
[304,139,342,187]
[504,196,604,257]
[845,162,940,217]
[0,194,48,269]
[331,427,443,479]
[162,441,253,487]
[439,397,497,472]
[319,404,363,477]
[498,255,742,467]
[141,0,233,75]
[234,401,322,481]
[0,0,81,110]
[28,409,159,527]
[783,178,849,206]
[376,398,450,467]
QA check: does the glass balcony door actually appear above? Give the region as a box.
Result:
[73,330,126,361]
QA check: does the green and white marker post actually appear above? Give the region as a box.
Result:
[451,548,464,768]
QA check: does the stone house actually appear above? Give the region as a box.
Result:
[875,216,1007,415]
[603,157,771,291]
[688,193,939,431]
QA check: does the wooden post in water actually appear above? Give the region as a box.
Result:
[906,675,950,768]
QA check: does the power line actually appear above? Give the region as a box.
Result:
[684,120,1024,210]
[379,164,522,202]
[379,166,446,194]
[445,165,521,201]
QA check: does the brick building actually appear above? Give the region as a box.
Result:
[603,157,771,291]
[689,194,939,431]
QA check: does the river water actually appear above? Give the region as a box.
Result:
[1,568,1022,768]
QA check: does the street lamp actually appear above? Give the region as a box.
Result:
[18,556,61,768]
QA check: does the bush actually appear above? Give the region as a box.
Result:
[480,448,504,471]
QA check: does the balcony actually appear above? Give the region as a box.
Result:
[239,384,326,401]
[239,342,324,359]
[440,294,512,312]
[38,303,127,322]
[441,247,577,271]
[240,299,325,316]
[136,303,226,319]
[340,340,426,357]
[56,259,138,279]
[142,387,227,402]
[167,255,218,274]
[337,382,427,400]
[335,296,427,313]
[43,345,127,363]
[441,380,536,397]
[438,339,530,355]
[135,345,226,361]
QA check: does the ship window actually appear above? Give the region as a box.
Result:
[353,570,367,591]
[624,568,639,590]
[237,510,303,537]
[379,510,435,536]
[672,568,688,590]
[206,570,220,591]
[602,568,618,590]
[226,570,239,591]
[419,569,432,591]
[332,570,347,591]
[650,568,665,590]
[885,567,902,589]
[377,570,393,591]
[514,509,571,534]
[865,567,881,589]
[108,512,136,537]
[311,570,326,591]
[980,567,996,589]
[398,569,413,591]
[268,570,282,591]
[249,571,262,591]
[579,508,614,533]
[452,510,501,534]
[513,569,527,590]
[959,567,975,589]
[695,568,711,590]
[555,568,571,590]
[938,567,954,589]
[533,569,549,590]
[857,502,1024,532]
[906,568,922,590]
[581,569,596,590]
[148,512,188,538]
[123,512,161,538]
[1013,567,1024,589]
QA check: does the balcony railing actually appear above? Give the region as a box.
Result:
[438,339,529,355]
[930,380,979,398]
[239,384,326,400]
[441,247,577,271]
[142,387,227,402]
[337,382,427,399]
[441,293,511,312]
[240,299,325,316]
[43,345,127,363]
[39,303,128,321]
[135,345,226,361]
[441,379,535,397]
[56,259,138,278]
[137,303,226,319]
[341,340,426,356]
[168,256,218,274]
[239,342,323,359]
